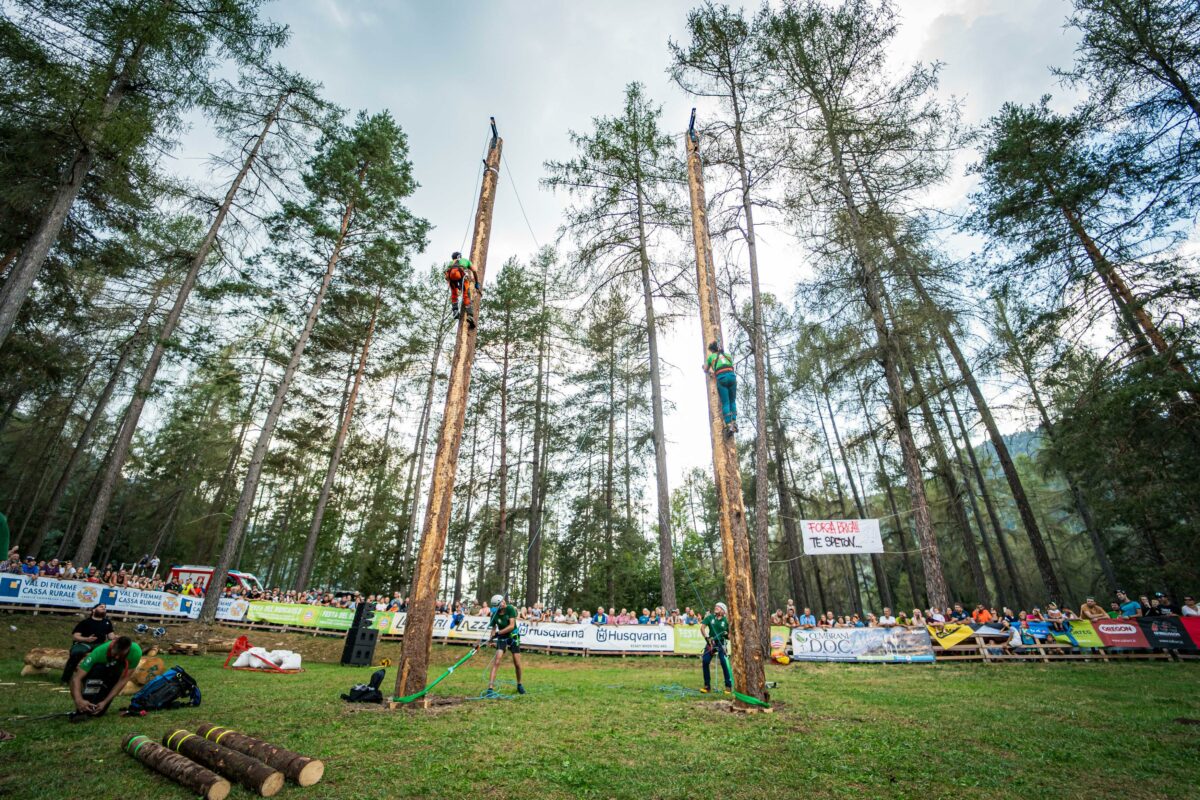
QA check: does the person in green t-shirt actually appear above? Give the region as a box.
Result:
[485,594,525,696]
[69,636,142,721]
[700,602,732,694]
[704,342,738,435]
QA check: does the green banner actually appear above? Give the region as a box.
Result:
[1058,619,1104,648]
[245,602,357,630]
[674,624,706,654]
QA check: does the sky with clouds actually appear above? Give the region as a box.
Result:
[172,0,1086,494]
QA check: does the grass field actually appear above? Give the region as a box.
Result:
[1,613,1199,800]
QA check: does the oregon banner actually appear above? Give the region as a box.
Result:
[926,623,976,648]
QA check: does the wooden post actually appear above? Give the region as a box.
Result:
[394,119,503,699]
[684,111,767,705]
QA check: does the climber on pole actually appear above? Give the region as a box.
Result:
[445,251,474,326]
[704,341,737,434]
[700,601,732,695]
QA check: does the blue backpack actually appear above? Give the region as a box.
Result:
[128,666,201,713]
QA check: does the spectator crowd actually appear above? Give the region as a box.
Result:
[9,545,1196,633]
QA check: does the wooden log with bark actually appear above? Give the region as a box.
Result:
[196,723,324,786]
[21,647,68,675]
[122,734,231,800]
[164,730,284,797]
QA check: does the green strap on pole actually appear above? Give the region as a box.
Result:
[392,607,501,704]
[719,646,771,709]
[392,646,482,704]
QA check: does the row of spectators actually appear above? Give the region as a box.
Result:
[226,585,1200,629]
[769,589,1199,632]
[13,546,1195,628]
[2,551,209,596]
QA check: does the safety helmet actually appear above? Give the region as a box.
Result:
[490,594,504,606]
[715,602,728,614]
[452,251,462,260]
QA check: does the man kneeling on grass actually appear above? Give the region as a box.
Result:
[69,635,141,722]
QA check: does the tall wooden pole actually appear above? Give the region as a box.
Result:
[685,111,767,705]
[394,120,502,699]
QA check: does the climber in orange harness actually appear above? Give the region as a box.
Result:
[445,251,477,329]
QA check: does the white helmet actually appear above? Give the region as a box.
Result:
[490,594,504,606]
[715,602,728,614]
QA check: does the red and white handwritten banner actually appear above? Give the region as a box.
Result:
[800,519,883,555]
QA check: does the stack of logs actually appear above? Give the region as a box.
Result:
[122,723,324,798]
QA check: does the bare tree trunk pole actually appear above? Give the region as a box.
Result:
[685,114,766,705]
[394,123,502,700]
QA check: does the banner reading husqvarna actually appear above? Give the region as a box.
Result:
[791,626,934,662]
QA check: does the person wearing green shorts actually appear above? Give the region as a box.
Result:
[69,636,142,721]
[486,594,525,696]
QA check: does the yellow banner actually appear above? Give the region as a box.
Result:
[927,623,976,648]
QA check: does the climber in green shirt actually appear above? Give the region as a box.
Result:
[704,342,737,435]
[700,602,731,694]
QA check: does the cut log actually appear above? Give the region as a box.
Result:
[169,642,203,655]
[23,647,68,670]
[196,723,324,786]
[122,734,231,800]
[164,730,284,797]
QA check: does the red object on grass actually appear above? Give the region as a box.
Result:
[222,635,301,673]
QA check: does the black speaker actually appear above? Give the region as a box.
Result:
[341,602,378,666]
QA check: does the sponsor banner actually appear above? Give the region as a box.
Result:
[245,602,356,630]
[587,623,674,652]
[791,627,935,663]
[1138,617,1196,650]
[927,623,977,649]
[800,519,883,554]
[0,575,108,610]
[1059,620,1103,649]
[674,624,707,654]
[101,586,198,618]
[519,621,588,649]
[0,575,247,621]
[216,597,249,622]
[770,626,789,659]
[1182,617,1200,644]
[1094,619,1150,648]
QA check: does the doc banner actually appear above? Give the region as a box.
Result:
[791,626,934,663]
[800,519,883,555]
